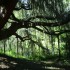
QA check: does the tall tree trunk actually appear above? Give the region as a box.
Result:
[17,38,19,57]
[20,41,23,56]
[51,35,55,55]
[4,40,6,54]
[57,35,61,60]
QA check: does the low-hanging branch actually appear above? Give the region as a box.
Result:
[30,20,70,27]
[14,33,29,42]
[33,27,70,36]
[0,25,69,41]
[26,16,56,21]
[29,38,50,54]
[11,16,70,27]
[0,21,24,40]
[13,32,50,54]
[58,30,70,35]
[33,27,56,35]
[0,21,32,40]
[0,17,70,40]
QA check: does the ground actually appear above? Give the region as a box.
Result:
[0,54,70,70]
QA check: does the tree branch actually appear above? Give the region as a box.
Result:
[0,0,18,30]
[29,38,50,54]
[14,33,29,42]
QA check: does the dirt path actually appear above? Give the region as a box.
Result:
[0,54,70,70]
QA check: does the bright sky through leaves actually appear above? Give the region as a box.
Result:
[21,0,28,4]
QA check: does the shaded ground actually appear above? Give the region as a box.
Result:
[0,54,70,70]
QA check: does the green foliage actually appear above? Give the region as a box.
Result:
[0,0,70,62]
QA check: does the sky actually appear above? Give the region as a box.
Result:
[21,0,28,4]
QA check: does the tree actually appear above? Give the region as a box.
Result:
[0,0,70,60]
[0,0,69,40]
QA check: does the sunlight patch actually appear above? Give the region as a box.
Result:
[45,66,65,70]
[10,61,17,65]
[0,62,9,69]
